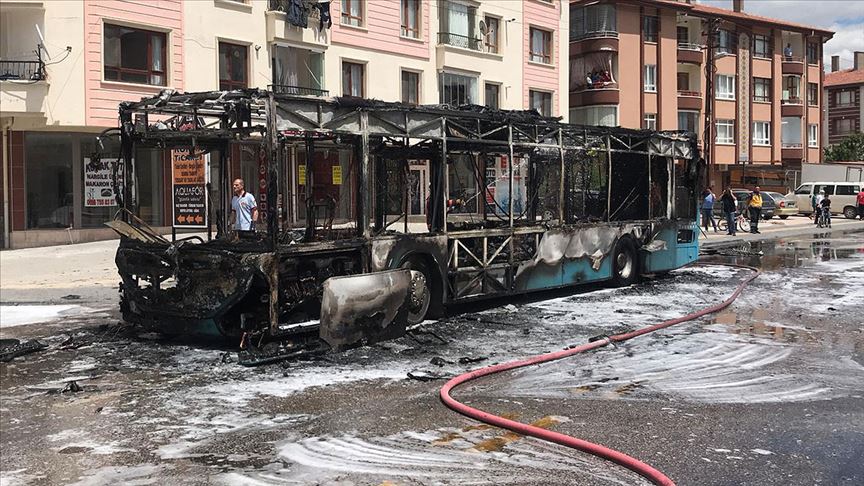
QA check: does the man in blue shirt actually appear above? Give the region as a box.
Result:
[230,178,258,231]
[701,186,718,232]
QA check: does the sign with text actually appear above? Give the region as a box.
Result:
[172,149,208,228]
[84,158,122,207]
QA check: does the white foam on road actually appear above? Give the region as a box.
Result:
[0,305,84,329]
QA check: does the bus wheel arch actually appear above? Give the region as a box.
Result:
[398,253,444,324]
[610,236,639,287]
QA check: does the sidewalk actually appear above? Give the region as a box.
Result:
[699,214,864,249]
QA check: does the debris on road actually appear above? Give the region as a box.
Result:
[0,339,48,362]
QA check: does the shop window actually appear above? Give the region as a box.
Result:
[25,133,74,229]
[401,0,420,38]
[104,24,167,86]
[218,42,248,90]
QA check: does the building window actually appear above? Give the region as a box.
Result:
[570,4,616,40]
[678,110,699,134]
[401,70,420,104]
[782,75,801,102]
[529,28,552,64]
[643,16,658,43]
[716,29,736,55]
[677,26,689,45]
[753,77,771,102]
[677,72,689,91]
[439,72,477,105]
[753,34,771,58]
[529,90,552,116]
[716,75,735,100]
[103,24,167,86]
[807,42,819,65]
[571,105,618,127]
[716,119,734,144]
[643,113,657,130]
[808,83,818,106]
[484,16,499,54]
[808,124,818,147]
[439,1,479,49]
[218,42,248,90]
[836,118,854,134]
[341,0,363,27]
[836,90,854,106]
[485,82,499,109]
[401,0,420,38]
[781,116,802,147]
[644,65,657,92]
[753,121,770,146]
[342,61,364,97]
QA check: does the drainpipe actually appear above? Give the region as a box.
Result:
[2,117,13,249]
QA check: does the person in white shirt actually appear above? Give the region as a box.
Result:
[230,178,258,231]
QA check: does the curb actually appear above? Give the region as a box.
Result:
[700,221,864,250]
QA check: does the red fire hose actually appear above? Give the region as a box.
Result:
[440,264,760,486]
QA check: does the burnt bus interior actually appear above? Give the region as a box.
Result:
[106,89,699,360]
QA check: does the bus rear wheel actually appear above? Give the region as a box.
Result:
[611,238,639,287]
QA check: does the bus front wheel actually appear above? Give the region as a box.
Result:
[611,239,639,287]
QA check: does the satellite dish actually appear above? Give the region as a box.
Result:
[479,20,487,36]
[35,24,51,60]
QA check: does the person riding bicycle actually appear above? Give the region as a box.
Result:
[818,194,832,228]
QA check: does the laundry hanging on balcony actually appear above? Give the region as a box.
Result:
[316,1,332,30]
[286,0,308,28]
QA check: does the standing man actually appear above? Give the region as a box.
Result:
[747,186,763,234]
[720,188,738,236]
[230,178,258,232]
[857,187,864,220]
[701,186,718,232]
[784,43,793,59]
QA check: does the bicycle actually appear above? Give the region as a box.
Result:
[817,206,832,228]
[716,211,749,234]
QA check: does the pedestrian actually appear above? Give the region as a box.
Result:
[747,185,763,234]
[819,193,832,228]
[814,189,825,226]
[230,178,258,232]
[857,187,864,220]
[810,191,819,221]
[701,186,718,232]
[720,188,737,235]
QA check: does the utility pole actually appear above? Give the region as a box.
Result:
[703,18,721,188]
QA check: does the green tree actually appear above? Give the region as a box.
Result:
[824,132,864,162]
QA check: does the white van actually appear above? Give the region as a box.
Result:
[793,182,862,219]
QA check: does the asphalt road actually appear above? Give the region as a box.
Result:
[1,233,862,485]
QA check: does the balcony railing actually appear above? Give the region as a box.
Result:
[678,90,701,97]
[781,142,803,148]
[0,60,45,81]
[269,84,329,96]
[571,30,618,42]
[677,42,702,51]
[438,32,482,51]
[781,97,802,105]
[782,55,804,63]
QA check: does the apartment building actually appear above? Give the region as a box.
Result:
[568,0,833,191]
[824,52,864,147]
[0,0,568,249]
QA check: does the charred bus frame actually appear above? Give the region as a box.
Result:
[110,89,701,358]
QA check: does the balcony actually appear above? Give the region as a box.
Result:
[781,97,804,116]
[269,84,329,97]
[438,32,482,51]
[677,90,702,110]
[0,59,48,116]
[676,43,703,64]
[570,84,619,107]
[781,142,803,159]
[781,56,805,75]
[570,35,618,56]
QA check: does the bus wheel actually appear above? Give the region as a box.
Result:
[401,258,432,325]
[611,238,638,287]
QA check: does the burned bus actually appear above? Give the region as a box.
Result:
[105,89,700,361]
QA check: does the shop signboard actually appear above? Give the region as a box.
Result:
[84,158,122,207]
[172,149,208,228]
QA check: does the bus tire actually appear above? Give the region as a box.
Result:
[400,256,440,325]
[610,238,639,287]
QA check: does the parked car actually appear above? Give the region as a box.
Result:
[765,191,797,219]
[711,189,774,220]
[792,181,863,218]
